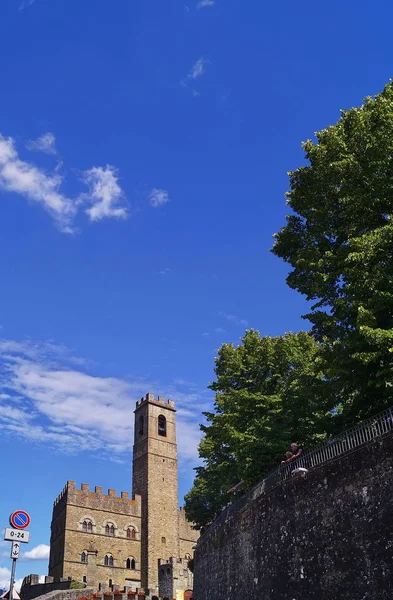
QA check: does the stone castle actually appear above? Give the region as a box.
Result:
[48,394,199,597]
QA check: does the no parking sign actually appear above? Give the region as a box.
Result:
[9,510,31,530]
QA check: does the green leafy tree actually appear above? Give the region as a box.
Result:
[272,82,393,424]
[185,330,328,528]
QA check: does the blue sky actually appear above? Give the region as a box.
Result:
[1,0,393,590]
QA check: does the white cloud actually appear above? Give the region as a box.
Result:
[218,311,249,327]
[214,328,226,333]
[159,268,171,276]
[81,166,127,221]
[0,135,75,233]
[26,133,57,155]
[149,188,169,208]
[189,58,207,80]
[197,0,215,8]
[0,339,203,466]
[0,134,129,232]
[0,567,23,592]
[22,545,50,560]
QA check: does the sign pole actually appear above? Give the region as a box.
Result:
[9,557,16,600]
[4,510,31,600]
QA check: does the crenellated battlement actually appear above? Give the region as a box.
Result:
[158,557,191,568]
[53,481,141,518]
[135,392,175,410]
[54,481,135,504]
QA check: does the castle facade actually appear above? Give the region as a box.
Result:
[48,394,199,597]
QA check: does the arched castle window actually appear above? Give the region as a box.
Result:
[104,554,114,567]
[139,415,144,436]
[81,552,88,564]
[158,414,167,437]
[105,523,115,537]
[82,520,93,533]
[126,527,136,539]
[126,557,136,570]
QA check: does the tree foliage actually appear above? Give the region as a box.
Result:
[186,82,393,530]
[272,82,393,424]
[185,330,330,528]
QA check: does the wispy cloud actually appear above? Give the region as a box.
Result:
[197,0,215,8]
[182,58,208,96]
[26,132,57,155]
[0,134,128,232]
[19,0,35,10]
[149,188,169,207]
[214,327,226,333]
[0,134,75,233]
[189,57,207,80]
[0,339,204,466]
[81,166,127,221]
[218,311,249,327]
[159,267,171,276]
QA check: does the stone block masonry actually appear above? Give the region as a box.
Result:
[49,392,198,597]
[49,482,142,589]
[132,394,180,592]
[194,432,393,600]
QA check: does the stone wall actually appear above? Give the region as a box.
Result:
[132,394,179,592]
[158,557,193,599]
[20,576,90,600]
[49,482,142,588]
[194,432,393,600]
[22,589,94,600]
[177,509,198,559]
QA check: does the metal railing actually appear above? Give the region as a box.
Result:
[201,406,393,540]
[264,406,393,491]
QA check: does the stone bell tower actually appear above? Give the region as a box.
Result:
[132,393,179,592]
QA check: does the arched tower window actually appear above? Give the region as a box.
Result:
[139,415,144,436]
[81,552,88,563]
[104,554,114,567]
[127,527,136,539]
[158,414,167,437]
[126,557,136,570]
